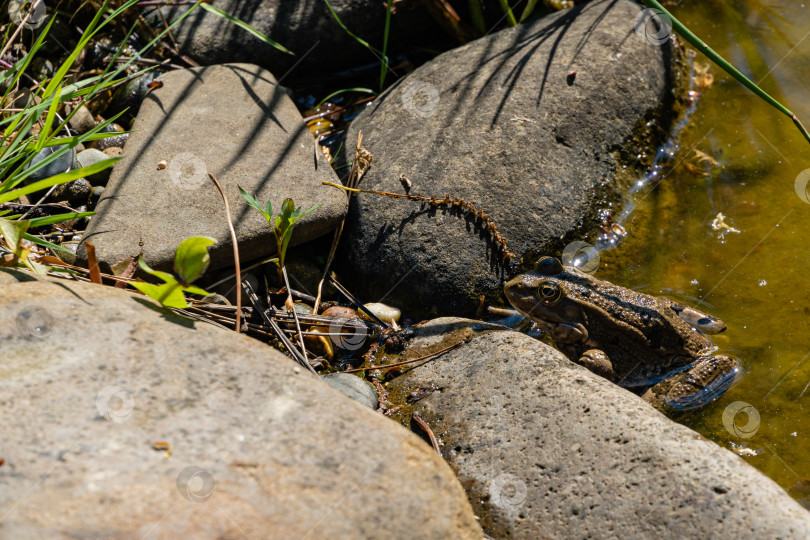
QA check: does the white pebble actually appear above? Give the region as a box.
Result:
[360,302,401,324]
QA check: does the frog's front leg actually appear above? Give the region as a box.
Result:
[669,303,727,334]
[641,355,741,411]
[578,349,617,381]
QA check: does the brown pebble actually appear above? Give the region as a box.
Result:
[321,306,358,319]
[103,147,123,157]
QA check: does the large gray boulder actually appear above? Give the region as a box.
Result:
[338,0,686,318]
[0,271,482,539]
[78,63,346,272]
[386,318,810,539]
[151,0,444,81]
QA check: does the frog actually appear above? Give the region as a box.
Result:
[504,256,741,411]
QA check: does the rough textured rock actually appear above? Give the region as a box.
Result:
[339,0,685,319]
[77,63,346,272]
[386,318,810,539]
[0,272,482,539]
[152,1,445,82]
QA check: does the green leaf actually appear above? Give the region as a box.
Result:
[239,185,271,222]
[200,3,294,55]
[36,85,62,152]
[0,218,30,250]
[182,284,211,297]
[137,255,176,283]
[132,280,188,309]
[295,203,322,221]
[173,236,216,286]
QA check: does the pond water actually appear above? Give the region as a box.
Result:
[594,0,810,502]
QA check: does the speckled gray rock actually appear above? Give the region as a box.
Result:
[321,372,378,409]
[26,144,78,182]
[0,273,482,539]
[151,1,443,81]
[77,63,346,272]
[387,318,810,539]
[77,148,112,184]
[339,0,685,318]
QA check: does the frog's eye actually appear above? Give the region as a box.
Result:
[535,257,563,275]
[537,281,562,304]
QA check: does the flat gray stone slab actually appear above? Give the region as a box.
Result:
[0,273,482,539]
[387,318,810,538]
[338,0,685,318]
[79,63,346,272]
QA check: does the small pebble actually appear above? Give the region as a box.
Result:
[157,160,167,170]
[360,302,401,324]
[320,373,378,409]
[67,105,97,135]
[103,147,123,157]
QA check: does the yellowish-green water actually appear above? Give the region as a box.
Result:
[595,0,810,501]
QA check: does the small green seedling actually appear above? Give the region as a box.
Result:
[238,187,321,285]
[132,236,215,308]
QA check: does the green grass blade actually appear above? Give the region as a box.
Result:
[519,0,540,23]
[22,232,73,254]
[379,1,393,90]
[0,158,121,205]
[315,87,375,108]
[499,0,518,26]
[468,0,487,35]
[639,0,810,143]
[27,211,95,227]
[35,85,62,152]
[200,3,293,55]
[323,0,388,61]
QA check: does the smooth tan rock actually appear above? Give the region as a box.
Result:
[0,272,482,539]
[387,318,810,539]
[78,63,346,273]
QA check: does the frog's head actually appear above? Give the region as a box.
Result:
[504,256,585,334]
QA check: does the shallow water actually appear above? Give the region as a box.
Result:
[592,0,810,501]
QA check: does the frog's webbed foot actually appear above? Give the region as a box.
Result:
[641,355,741,411]
[669,303,727,334]
[578,349,616,381]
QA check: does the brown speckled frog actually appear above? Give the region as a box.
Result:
[504,256,741,411]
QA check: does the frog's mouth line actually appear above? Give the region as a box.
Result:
[507,291,567,330]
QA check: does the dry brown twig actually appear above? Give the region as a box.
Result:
[312,131,373,313]
[208,173,242,333]
[322,181,517,262]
